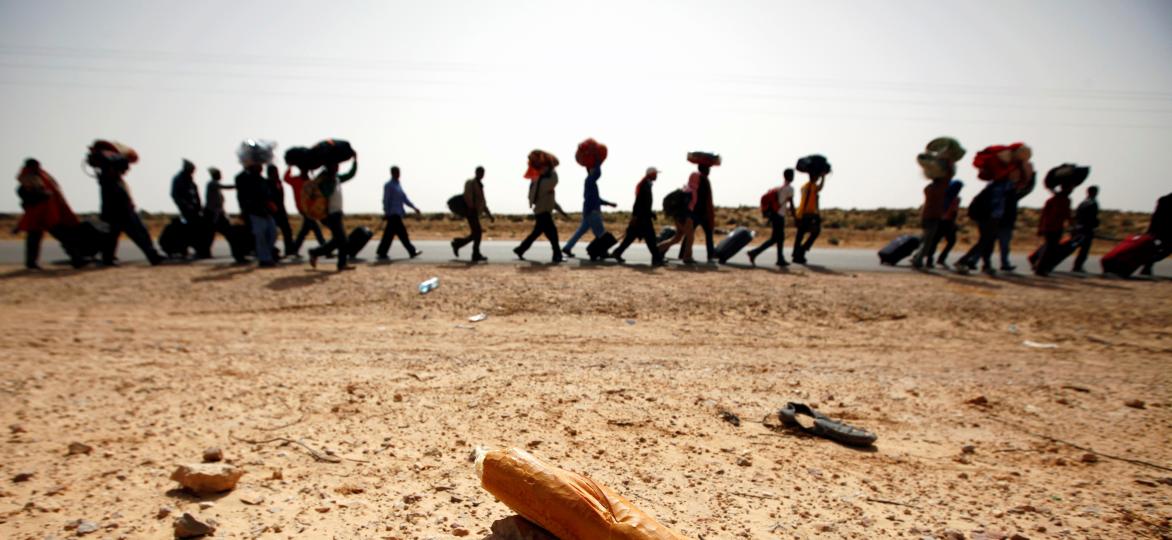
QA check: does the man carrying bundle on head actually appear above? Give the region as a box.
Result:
[282,146,326,257]
[235,140,280,268]
[955,143,1032,275]
[912,137,966,269]
[684,152,719,262]
[561,138,616,258]
[791,154,831,265]
[747,168,796,267]
[451,166,493,262]
[1033,164,1088,276]
[308,139,359,271]
[514,150,568,264]
[88,140,163,266]
[610,167,665,266]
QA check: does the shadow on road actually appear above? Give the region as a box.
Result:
[266,272,332,291]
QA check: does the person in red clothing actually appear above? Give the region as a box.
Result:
[1034,164,1087,276]
[283,165,325,255]
[14,158,80,269]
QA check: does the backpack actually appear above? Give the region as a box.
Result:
[662,189,689,221]
[760,187,781,215]
[298,178,329,221]
[447,194,468,217]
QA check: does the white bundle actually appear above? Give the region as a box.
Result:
[236,139,277,166]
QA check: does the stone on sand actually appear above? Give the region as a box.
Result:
[173,513,216,538]
[170,463,244,495]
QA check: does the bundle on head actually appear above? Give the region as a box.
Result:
[1044,163,1090,191]
[973,142,1030,181]
[525,150,559,180]
[686,151,721,167]
[475,447,689,540]
[284,146,322,172]
[796,154,831,176]
[312,139,355,165]
[575,138,608,168]
[237,139,277,167]
[86,140,138,169]
[917,137,966,180]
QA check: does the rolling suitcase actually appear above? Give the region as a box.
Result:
[62,220,107,262]
[347,226,374,258]
[229,223,255,257]
[1101,234,1157,277]
[1028,236,1079,272]
[878,235,921,265]
[715,226,754,263]
[158,218,191,259]
[585,232,618,261]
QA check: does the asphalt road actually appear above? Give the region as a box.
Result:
[4,237,1170,278]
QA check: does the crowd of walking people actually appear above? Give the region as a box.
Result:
[11,136,1172,278]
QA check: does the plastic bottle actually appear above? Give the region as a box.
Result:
[418,277,440,294]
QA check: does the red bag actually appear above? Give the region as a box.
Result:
[760,187,781,215]
[575,139,608,168]
[1101,234,1157,277]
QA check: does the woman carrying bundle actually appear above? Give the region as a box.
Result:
[14,158,80,269]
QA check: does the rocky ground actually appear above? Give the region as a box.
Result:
[0,262,1168,539]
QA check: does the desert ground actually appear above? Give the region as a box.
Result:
[0,262,1169,539]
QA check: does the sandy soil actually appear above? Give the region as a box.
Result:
[0,263,1169,539]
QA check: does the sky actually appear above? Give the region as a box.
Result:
[1,0,1170,215]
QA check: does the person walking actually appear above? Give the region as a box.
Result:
[309,155,359,271]
[91,143,163,266]
[792,156,830,264]
[451,166,493,262]
[1141,193,1171,276]
[202,167,244,263]
[689,163,717,262]
[1034,181,1073,277]
[236,162,279,268]
[994,167,1036,271]
[376,165,422,260]
[911,175,951,269]
[282,164,325,256]
[657,173,698,264]
[267,164,296,258]
[561,165,616,258]
[747,168,796,267]
[935,180,963,268]
[1070,185,1100,273]
[14,159,80,269]
[514,152,568,263]
[171,159,206,258]
[610,167,665,266]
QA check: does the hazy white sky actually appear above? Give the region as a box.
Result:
[2,0,1170,215]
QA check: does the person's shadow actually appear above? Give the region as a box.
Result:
[265,272,332,291]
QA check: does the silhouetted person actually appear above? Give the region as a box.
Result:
[935,181,963,268]
[376,165,422,260]
[686,163,716,262]
[792,167,828,264]
[514,163,567,263]
[561,165,616,258]
[956,177,1015,275]
[95,149,162,266]
[267,164,295,257]
[451,166,493,262]
[171,160,202,225]
[995,168,1036,271]
[202,168,242,262]
[236,163,278,268]
[1070,185,1099,273]
[748,168,796,267]
[912,175,951,269]
[1034,182,1072,276]
[610,167,664,266]
[309,155,359,271]
[658,173,698,264]
[14,159,80,269]
[1141,193,1172,276]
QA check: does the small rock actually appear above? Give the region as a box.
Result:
[1124,400,1146,410]
[201,448,223,463]
[170,463,244,496]
[270,469,283,481]
[9,424,26,434]
[173,513,215,538]
[315,506,331,513]
[402,493,422,504]
[75,520,99,535]
[452,527,470,537]
[67,443,93,456]
[12,472,33,482]
[156,506,173,520]
[736,457,752,467]
[197,501,215,510]
[1080,453,1099,464]
[961,445,976,454]
[239,492,265,505]
[966,396,989,407]
[393,394,403,402]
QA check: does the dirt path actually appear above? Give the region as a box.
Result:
[0,264,1168,539]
